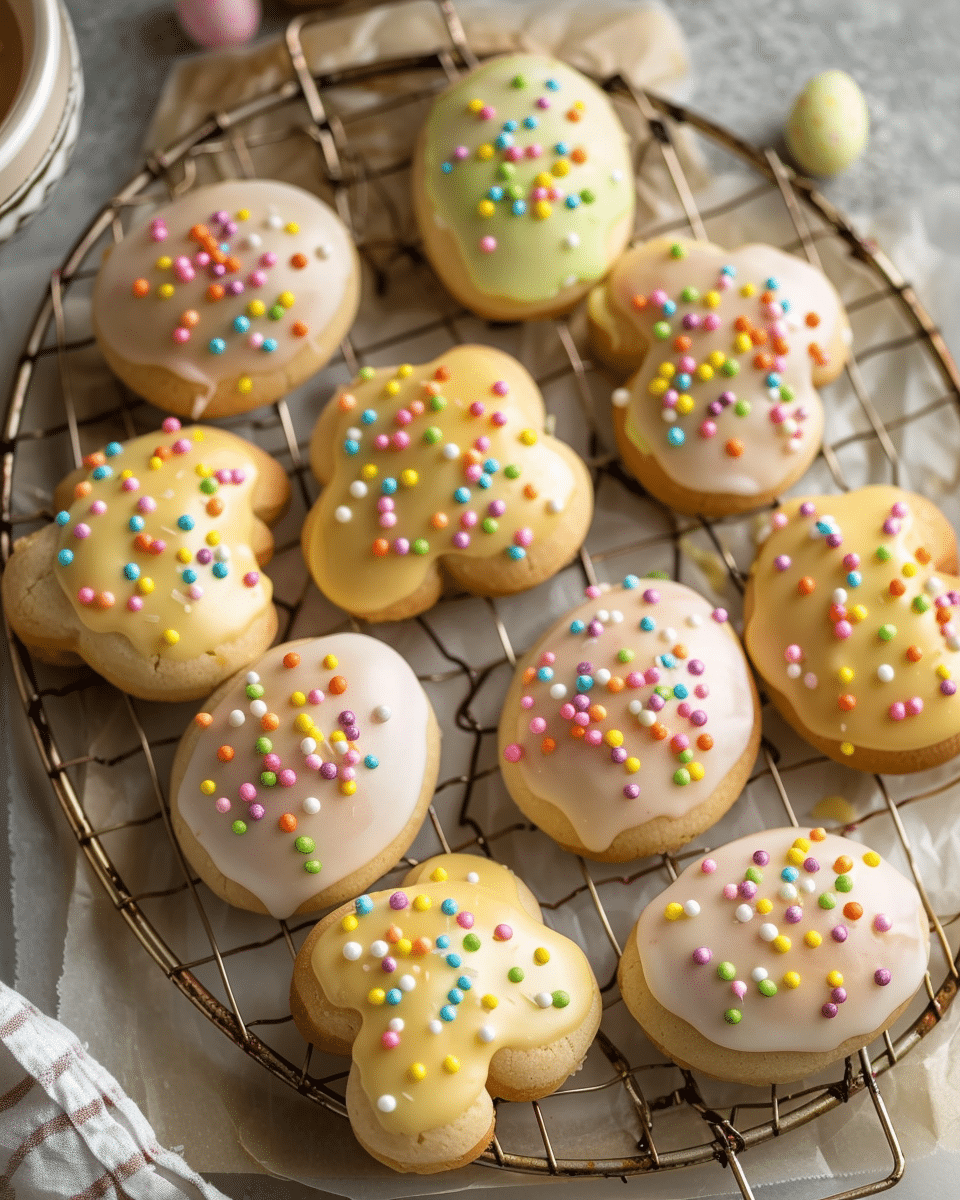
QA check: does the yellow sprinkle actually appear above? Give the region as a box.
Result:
[840,741,855,756]
[805,930,822,948]
[708,349,726,368]
[519,429,537,446]
[838,666,854,684]
[397,938,412,956]
[792,837,811,852]
[648,378,669,397]
[162,629,180,645]
[284,221,299,234]
[476,143,494,160]
[430,866,448,882]
[330,730,346,743]
[157,283,175,299]
[176,547,192,564]
[533,947,550,964]
[312,728,324,743]
[625,757,641,774]
[695,363,714,381]
[704,290,721,309]
[688,761,705,781]
[658,362,675,379]
[196,463,213,478]
[664,902,684,921]
[413,894,432,912]
[294,713,313,734]
[155,256,172,270]
[786,847,805,866]
[477,199,496,218]
[827,970,844,988]
[290,691,306,707]
[238,377,253,395]
[442,1055,460,1074]
[248,299,266,317]
[278,291,295,308]
[902,562,918,577]
[236,208,250,221]
[400,469,419,487]
[481,994,498,1009]
[552,158,570,177]
[367,988,386,1006]
[408,1063,426,1082]
[676,395,695,415]
[604,730,624,748]
[384,380,401,396]
[361,463,378,479]
[397,364,413,378]
[340,780,357,796]
[341,914,358,932]
[756,898,773,915]
[772,935,791,953]
[534,200,553,220]
[535,172,552,188]
[734,333,752,354]
[937,665,952,680]
[205,531,220,547]
[200,779,216,795]
[740,283,756,297]
[137,577,155,595]
[862,851,881,867]
[120,469,133,480]
[783,971,801,989]
[149,456,163,471]
[323,654,338,669]
[467,99,484,113]
[193,429,204,441]
[850,604,868,622]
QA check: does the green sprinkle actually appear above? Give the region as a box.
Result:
[430,395,447,411]
[580,188,595,204]
[507,185,524,201]
[734,400,751,417]
[678,748,694,764]
[255,737,272,755]
[912,596,930,613]
[681,286,700,303]
[835,874,853,892]
[758,979,777,997]
[617,649,634,663]
[508,967,525,983]
[498,163,516,180]
[268,304,284,321]
[423,426,443,444]
[552,990,570,1008]
[482,517,498,534]
[463,934,481,952]
[654,685,671,700]
[875,546,892,562]
[358,366,376,381]
[721,359,740,377]
[200,478,218,495]
[304,860,322,874]
[673,767,691,786]
[745,866,763,884]
[653,321,671,340]
[878,623,897,642]
[669,242,686,259]
[260,771,277,787]
[646,570,671,580]
[779,383,794,402]
[412,538,430,555]
[724,1008,743,1025]
[717,961,736,982]
[504,464,520,479]
[246,683,265,700]
[511,74,527,88]
[231,820,247,836]
[818,892,837,910]
[295,836,316,854]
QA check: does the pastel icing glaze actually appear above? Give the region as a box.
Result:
[177,636,435,919]
[608,239,845,496]
[53,421,272,660]
[499,578,758,854]
[303,346,588,616]
[93,180,356,416]
[745,489,960,756]
[419,54,634,305]
[311,855,597,1136]
[635,827,929,1053]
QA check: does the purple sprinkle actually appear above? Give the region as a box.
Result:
[577,661,593,674]
[587,620,604,637]
[738,880,757,900]
[832,987,847,1004]
[720,391,735,405]
[692,947,712,965]
[573,694,590,712]
[826,533,843,548]
[804,857,820,873]
[320,762,338,780]
[712,608,728,624]
[338,710,356,727]
[648,694,665,712]
[610,747,628,764]
[708,401,723,417]
[821,1002,838,1019]
[873,914,892,933]
[690,710,708,726]
[752,850,770,867]
[249,804,265,821]
[381,957,397,973]
[891,501,909,518]
[883,518,900,536]
[785,905,803,923]
[800,501,816,516]
[196,548,213,565]
[843,553,860,569]
[642,589,660,604]
[344,726,360,742]
[389,892,409,911]
[942,680,957,696]
[687,659,705,676]
[682,313,700,330]
[453,532,470,549]
[831,925,848,943]
[623,784,640,799]
[874,968,892,986]
[774,555,791,571]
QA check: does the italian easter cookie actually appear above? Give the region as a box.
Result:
[744,487,960,773]
[413,54,634,321]
[302,345,593,621]
[618,827,930,1085]
[92,179,360,419]
[171,635,441,919]
[588,236,850,516]
[1,420,289,702]
[290,853,602,1173]
[498,577,761,861]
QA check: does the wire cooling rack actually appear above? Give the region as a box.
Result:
[3,2,960,1194]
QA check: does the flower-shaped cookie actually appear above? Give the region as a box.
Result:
[302,345,593,621]
[498,577,760,860]
[744,487,960,772]
[619,827,929,1084]
[291,853,601,1173]
[1,420,289,701]
[588,236,850,515]
[171,635,440,919]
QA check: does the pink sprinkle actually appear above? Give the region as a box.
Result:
[692,947,712,965]
[170,437,191,454]
[626,672,644,688]
[248,270,267,288]
[539,651,556,666]
[874,914,892,933]
[453,146,468,160]
[907,696,924,715]
[460,511,478,529]
[891,502,909,518]
[701,858,717,874]
[712,608,728,624]
[308,689,324,705]
[456,911,474,929]
[774,555,791,571]
[843,553,860,569]
[834,620,852,640]
[623,784,640,799]
[263,754,281,771]
[722,883,738,900]
[395,409,412,427]
[536,97,549,109]
[480,236,497,253]
[559,703,575,720]
[227,281,244,296]
[585,585,602,599]
[410,400,424,417]
[89,500,107,516]
[585,729,603,747]
[770,405,786,424]
[695,683,710,699]
[259,252,278,268]
[148,539,165,555]
[514,528,533,548]
[150,226,167,242]
[645,667,660,685]
[488,499,506,517]
[243,571,259,588]
[469,401,485,418]
[211,263,226,278]
[249,332,264,349]
[699,420,717,439]
[173,327,190,344]
[381,1031,400,1049]
[393,538,410,556]
[305,754,322,771]
[785,905,803,923]
[215,798,231,814]
[279,769,296,787]
[691,710,708,726]
[799,501,816,516]
[732,980,747,999]
[391,432,410,450]
[503,743,523,763]
[195,251,210,267]
[249,804,265,821]
[127,596,143,612]
[525,144,541,159]
[702,314,721,331]
[239,782,257,802]
[340,767,356,783]
[161,419,180,440]
[772,512,788,529]
[670,734,689,753]
[520,695,534,710]
[121,477,139,491]
[491,411,508,427]
[77,587,95,605]
[453,532,470,548]
[493,923,513,941]
[344,749,360,766]
[73,523,90,539]
[479,105,495,120]
[647,695,664,713]
[573,711,590,727]
[187,585,203,600]
[381,957,396,972]
[506,146,523,162]
[676,702,691,719]
[889,701,906,721]
[875,968,892,986]
[374,434,389,451]
[678,355,696,373]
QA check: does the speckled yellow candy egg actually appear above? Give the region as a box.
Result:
[785,70,869,177]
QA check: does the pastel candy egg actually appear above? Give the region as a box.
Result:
[786,71,868,178]
[175,0,261,48]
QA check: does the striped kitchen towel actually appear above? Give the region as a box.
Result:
[0,981,228,1199]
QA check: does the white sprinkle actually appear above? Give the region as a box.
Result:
[662,408,677,423]
[660,627,677,643]
[611,388,630,408]
[369,941,388,958]
[442,443,460,460]
[373,705,392,722]
[467,872,480,884]
[399,975,416,992]
[377,1095,396,1113]
[683,900,700,917]
[302,796,321,815]
[596,609,610,623]
[564,232,580,249]
[759,923,778,942]
[547,498,563,514]
[786,663,802,679]
[388,1018,404,1032]
[638,710,657,727]
[800,877,816,894]
[595,668,611,685]
[685,613,703,628]
[563,273,578,288]
[779,883,798,901]
[245,233,262,249]
[343,942,362,961]
[250,699,267,718]
[878,664,895,683]
[316,243,331,259]
[478,1025,496,1043]
[215,544,230,561]
[832,588,848,605]
[751,967,768,982]
[333,739,349,756]
[926,576,943,596]
[346,427,362,442]
[228,710,245,727]
[549,683,567,700]
[611,169,623,183]
[334,505,352,523]
[246,672,260,685]
[428,1020,443,1034]
[534,992,552,1009]
[267,213,283,229]
[349,480,368,499]
[735,904,753,922]
[803,673,818,689]
[627,700,643,716]
[610,610,623,623]
[948,634,960,651]
[782,419,799,437]
[301,737,317,754]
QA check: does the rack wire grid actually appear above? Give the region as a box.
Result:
[3,2,960,1195]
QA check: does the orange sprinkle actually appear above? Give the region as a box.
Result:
[938,609,952,625]
[674,335,692,353]
[95,592,115,609]
[338,393,356,411]
[386,924,402,943]
[206,498,224,516]
[725,438,744,458]
[889,579,906,597]
[330,676,347,695]
[753,351,773,370]
[292,321,308,337]
[523,666,537,684]
[283,652,301,669]
[434,365,451,381]
[631,294,648,311]
[290,253,308,269]
[154,444,172,460]
[838,694,856,712]
[132,278,150,298]
[83,451,106,468]
[189,223,209,242]
[843,902,863,920]
[523,484,538,500]
[588,704,607,722]
[412,937,432,955]
[751,328,768,346]
[672,643,688,659]
[566,108,582,121]
[810,827,827,841]
[906,645,923,662]
[805,312,820,327]
[651,723,669,741]
[430,512,448,530]
[261,713,280,732]
[607,676,625,693]
[372,538,389,557]
[570,725,585,740]
[697,733,714,751]
[772,337,790,356]
[915,547,931,565]
[733,316,751,333]
[279,813,298,833]
[829,603,846,623]
[571,147,587,163]
[797,576,816,596]
[74,481,92,499]
[760,290,775,304]
[834,856,853,873]
[541,737,556,754]
[423,381,442,396]
[194,713,213,728]
[181,309,200,327]
[206,283,225,301]
[217,745,234,762]
[134,533,153,553]
[223,255,240,274]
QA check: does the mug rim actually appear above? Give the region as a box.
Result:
[0,0,63,173]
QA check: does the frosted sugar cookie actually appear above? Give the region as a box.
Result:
[498,577,760,860]
[619,827,930,1084]
[1,419,289,701]
[92,179,360,419]
[171,635,440,919]
[290,853,601,1173]
[413,54,634,321]
[588,236,850,516]
[744,487,960,772]
[302,345,593,621]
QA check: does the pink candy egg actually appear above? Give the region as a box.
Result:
[175,0,261,49]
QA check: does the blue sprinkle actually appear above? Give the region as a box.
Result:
[355,895,373,915]
[441,899,458,916]
[361,409,377,425]
[576,674,594,692]
[209,337,226,355]
[667,427,686,447]
[495,133,513,150]
[381,478,398,495]
[445,953,462,968]
[660,654,677,670]
[503,119,518,132]
[447,988,464,1005]
[233,315,250,334]
[436,934,450,950]
[570,619,586,634]
[440,1005,457,1022]
[673,684,689,699]
[508,545,526,560]
[105,442,122,457]
[219,242,230,254]
[565,195,580,209]
[344,439,359,456]
[441,162,453,174]
[364,755,379,770]
[781,867,799,883]
[129,516,144,532]
[765,372,781,388]
[847,571,862,588]
[511,200,527,216]
[483,458,499,474]
[522,116,538,129]
[386,988,402,1005]
[55,511,70,526]
[536,666,553,682]
[765,277,778,290]
[488,185,504,201]
[458,976,472,990]
[262,338,277,353]
[662,300,677,316]
[780,299,790,312]
[623,575,640,589]
[676,373,692,390]
[177,515,195,531]
[721,264,736,277]
[816,520,833,535]
[92,465,112,480]
[454,487,470,504]
[640,616,655,631]
[554,141,570,155]
[212,562,229,579]
[182,569,197,585]
[545,78,560,91]
[478,473,492,489]
[123,563,139,580]
[57,549,74,566]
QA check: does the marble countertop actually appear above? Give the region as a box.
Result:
[0,2,958,1197]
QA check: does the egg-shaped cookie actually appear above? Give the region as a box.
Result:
[92,179,360,419]
[498,577,761,860]
[588,236,850,516]
[301,345,593,621]
[171,635,440,919]
[413,54,634,321]
[744,487,960,773]
[290,853,602,1173]
[1,420,289,702]
[619,827,930,1085]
